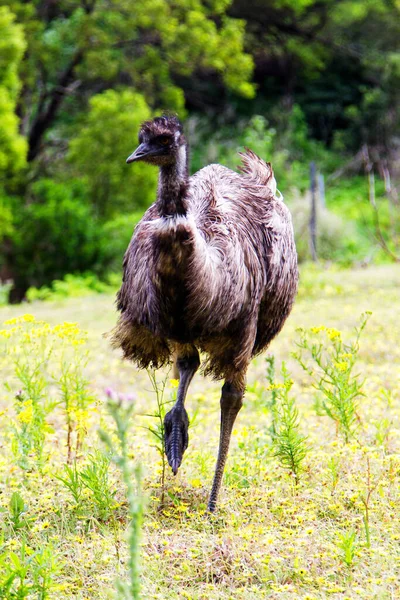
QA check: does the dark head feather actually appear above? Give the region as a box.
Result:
[139,115,183,141]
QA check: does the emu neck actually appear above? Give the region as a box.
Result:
[157,146,189,217]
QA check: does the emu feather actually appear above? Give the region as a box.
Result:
[112,115,298,511]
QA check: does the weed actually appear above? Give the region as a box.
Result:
[79,450,117,521]
[327,455,341,495]
[359,454,381,548]
[56,450,116,520]
[337,529,358,567]
[7,492,35,533]
[55,462,83,504]
[57,353,94,463]
[1,315,89,470]
[0,541,61,599]
[144,370,174,507]
[293,313,371,443]
[264,355,278,436]
[99,399,144,600]
[373,417,391,447]
[8,348,55,471]
[270,362,309,484]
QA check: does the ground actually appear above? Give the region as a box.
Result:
[0,264,399,599]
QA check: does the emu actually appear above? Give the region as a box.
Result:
[112,115,298,511]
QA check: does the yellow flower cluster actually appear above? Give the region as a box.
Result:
[265,382,286,391]
[1,316,87,346]
[17,400,33,425]
[334,361,348,372]
[310,326,326,334]
[4,314,36,325]
[0,326,22,339]
[52,322,85,344]
[169,379,179,388]
[310,325,342,341]
[327,327,341,340]
[265,379,293,391]
[21,323,51,343]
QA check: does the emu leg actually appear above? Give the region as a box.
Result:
[164,346,200,475]
[171,349,179,380]
[208,377,245,512]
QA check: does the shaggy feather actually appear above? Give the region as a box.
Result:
[112,123,298,381]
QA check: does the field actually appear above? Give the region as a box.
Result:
[0,264,399,599]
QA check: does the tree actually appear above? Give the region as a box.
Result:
[3,0,254,164]
[228,0,400,148]
[68,89,157,218]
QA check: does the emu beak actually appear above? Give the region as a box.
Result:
[126,143,149,164]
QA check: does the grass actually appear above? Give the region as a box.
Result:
[0,263,399,599]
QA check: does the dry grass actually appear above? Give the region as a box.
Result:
[0,264,399,599]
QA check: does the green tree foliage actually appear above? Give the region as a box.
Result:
[0,6,27,180]
[3,0,254,163]
[68,90,157,218]
[229,0,400,149]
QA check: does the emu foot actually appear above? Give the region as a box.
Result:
[164,405,189,475]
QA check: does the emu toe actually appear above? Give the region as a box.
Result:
[164,405,189,475]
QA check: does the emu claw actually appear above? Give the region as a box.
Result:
[164,405,189,475]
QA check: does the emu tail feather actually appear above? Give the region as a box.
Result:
[238,148,277,194]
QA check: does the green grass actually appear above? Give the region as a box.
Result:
[0,264,400,599]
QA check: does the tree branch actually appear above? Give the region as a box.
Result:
[26,0,98,161]
[27,50,83,162]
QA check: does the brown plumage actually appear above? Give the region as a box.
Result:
[112,115,298,511]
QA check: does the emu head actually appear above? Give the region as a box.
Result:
[126,115,186,167]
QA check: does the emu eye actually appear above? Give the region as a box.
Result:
[159,137,170,146]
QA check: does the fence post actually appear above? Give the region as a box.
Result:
[362,144,376,208]
[318,173,325,207]
[309,161,317,262]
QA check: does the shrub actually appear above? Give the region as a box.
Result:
[8,179,104,299]
[0,280,12,306]
[0,195,14,243]
[100,212,144,273]
[26,272,118,303]
[288,193,366,264]
[189,106,336,193]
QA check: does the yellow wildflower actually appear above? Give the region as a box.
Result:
[334,361,348,372]
[22,314,35,322]
[17,400,33,425]
[265,382,285,391]
[190,479,202,488]
[3,317,17,326]
[169,379,179,388]
[30,325,51,338]
[327,327,341,340]
[4,314,36,325]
